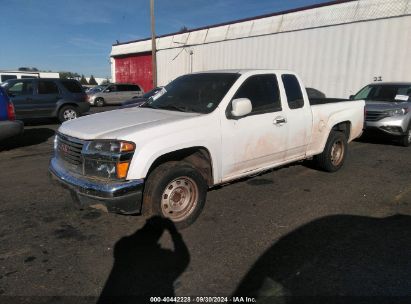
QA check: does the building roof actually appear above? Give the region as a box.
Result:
[111,0,411,57]
[112,0,355,47]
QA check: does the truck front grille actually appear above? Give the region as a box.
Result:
[366,111,389,122]
[56,133,85,173]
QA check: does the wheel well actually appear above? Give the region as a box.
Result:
[148,147,213,186]
[332,121,351,139]
[56,103,79,116]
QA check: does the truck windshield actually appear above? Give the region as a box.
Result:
[142,73,240,114]
[353,84,411,102]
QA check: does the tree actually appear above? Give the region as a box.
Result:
[80,75,88,85]
[101,77,110,85]
[88,75,98,85]
[59,71,80,79]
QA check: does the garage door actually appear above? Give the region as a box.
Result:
[114,53,153,93]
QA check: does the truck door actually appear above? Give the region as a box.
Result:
[280,74,312,160]
[221,74,288,181]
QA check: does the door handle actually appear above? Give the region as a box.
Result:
[274,117,287,125]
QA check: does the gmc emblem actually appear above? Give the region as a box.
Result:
[60,143,69,153]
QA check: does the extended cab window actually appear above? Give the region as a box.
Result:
[282,74,304,109]
[233,74,281,115]
[7,81,34,96]
[38,81,59,94]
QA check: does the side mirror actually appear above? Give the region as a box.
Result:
[104,89,111,93]
[231,98,252,117]
[349,95,354,100]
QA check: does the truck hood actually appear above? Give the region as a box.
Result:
[365,100,409,111]
[58,107,200,139]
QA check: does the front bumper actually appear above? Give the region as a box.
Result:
[365,117,409,137]
[49,158,144,214]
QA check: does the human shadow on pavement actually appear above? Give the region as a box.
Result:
[97,216,190,303]
[233,214,411,303]
[0,128,55,151]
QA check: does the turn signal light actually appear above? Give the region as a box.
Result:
[120,142,135,152]
[116,162,130,179]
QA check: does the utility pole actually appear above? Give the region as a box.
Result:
[150,0,157,87]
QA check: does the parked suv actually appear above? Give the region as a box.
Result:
[87,83,143,107]
[351,82,411,146]
[1,78,89,123]
[0,86,23,141]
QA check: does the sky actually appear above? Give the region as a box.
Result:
[0,0,332,78]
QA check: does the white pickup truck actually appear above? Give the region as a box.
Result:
[50,70,365,227]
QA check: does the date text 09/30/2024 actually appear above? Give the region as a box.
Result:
[149,297,256,303]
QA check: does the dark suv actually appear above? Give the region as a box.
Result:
[1,78,90,122]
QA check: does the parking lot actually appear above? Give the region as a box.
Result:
[0,106,410,300]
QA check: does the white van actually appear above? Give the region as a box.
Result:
[0,71,40,83]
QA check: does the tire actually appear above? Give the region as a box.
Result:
[314,131,348,172]
[58,105,79,123]
[95,98,105,107]
[142,161,207,229]
[399,124,411,147]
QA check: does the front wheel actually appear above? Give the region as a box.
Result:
[58,106,79,123]
[95,98,105,107]
[400,124,411,147]
[142,161,207,229]
[314,131,348,172]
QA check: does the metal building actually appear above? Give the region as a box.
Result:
[110,0,411,97]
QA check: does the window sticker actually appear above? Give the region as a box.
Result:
[395,95,409,101]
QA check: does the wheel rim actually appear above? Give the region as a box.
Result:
[330,140,345,166]
[63,109,77,121]
[161,176,198,222]
[96,99,103,106]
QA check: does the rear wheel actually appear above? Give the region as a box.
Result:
[58,105,79,123]
[314,131,347,172]
[95,98,105,107]
[142,161,207,229]
[400,124,411,147]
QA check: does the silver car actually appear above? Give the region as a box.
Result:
[88,83,143,107]
[351,82,411,147]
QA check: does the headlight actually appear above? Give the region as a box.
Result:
[85,140,135,153]
[387,108,409,117]
[83,140,135,180]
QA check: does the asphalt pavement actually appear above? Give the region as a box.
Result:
[0,107,410,302]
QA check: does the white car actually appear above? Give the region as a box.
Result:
[50,70,365,227]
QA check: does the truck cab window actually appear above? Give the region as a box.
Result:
[282,74,304,109]
[233,74,281,115]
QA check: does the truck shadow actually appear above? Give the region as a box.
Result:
[233,214,411,302]
[0,128,55,151]
[97,216,190,303]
